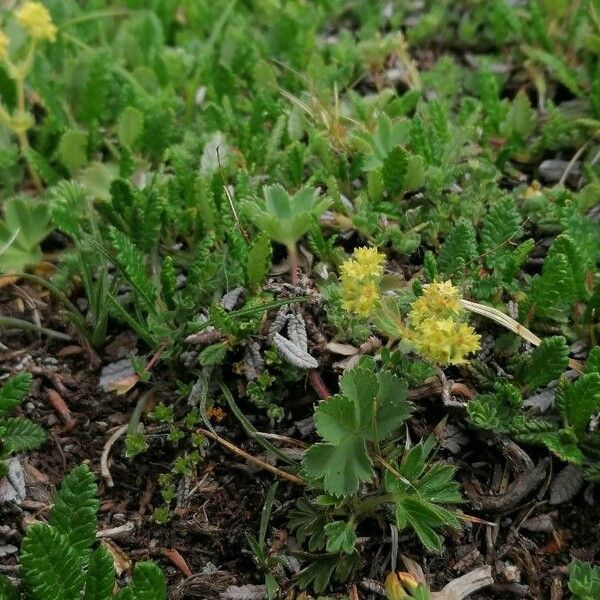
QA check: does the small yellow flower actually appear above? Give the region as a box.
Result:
[15,2,57,42]
[0,31,9,59]
[341,279,379,317]
[412,317,480,365]
[351,246,386,277]
[410,280,462,325]
[406,280,480,364]
[339,246,386,317]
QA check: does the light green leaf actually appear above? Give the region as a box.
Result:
[118,107,145,148]
[0,197,51,273]
[58,129,88,175]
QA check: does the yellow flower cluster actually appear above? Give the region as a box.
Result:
[340,247,385,317]
[15,2,57,42]
[407,281,480,365]
[0,31,9,60]
[409,279,462,323]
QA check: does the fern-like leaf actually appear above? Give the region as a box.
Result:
[437,218,478,277]
[547,234,588,301]
[382,146,408,195]
[49,464,99,556]
[21,524,85,600]
[116,562,167,600]
[246,232,272,291]
[83,546,115,600]
[2,417,45,453]
[556,374,600,436]
[525,336,569,390]
[521,252,570,322]
[480,197,522,269]
[0,372,32,416]
[160,256,177,311]
[107,227,157,313]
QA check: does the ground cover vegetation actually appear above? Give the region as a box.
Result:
[0,0,599,598]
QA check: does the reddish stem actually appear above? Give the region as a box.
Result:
[309,370,331,400]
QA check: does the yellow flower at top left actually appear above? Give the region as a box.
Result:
[0,31,9,59]
[15,2,57,42]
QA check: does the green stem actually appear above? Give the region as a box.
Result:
[0,315,73,341]
[13,41,42,192]
[59,8,129,28]
[352,493,394,519]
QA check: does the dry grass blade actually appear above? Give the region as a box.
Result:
[197,427,304,486]
[461,299,584,372]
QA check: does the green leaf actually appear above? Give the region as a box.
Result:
[547,234,589,301]
[117,107,145,148]
[107,227,157,313]
[0,197,51,273]
[23,147,60,185]
[21,524,85,600]
[384,440,461,552]
[3,417,46,453]
[244,185,330,249]
[288,498,328,552]
[303,366,410,496]
[297,555,339,594]
[303,434,374,497]
[480,197,522,269]
[0,372,32,416]
[199,342,229,367]
[569,559,600,600]
[437,218,478,277]
[324,520,357,554]
[118,562,167,600]
[525,336,569,390]
[467,383,523,433]
[521,252,571,322]
[522,46,584,97]
[83,546,115,600]
[502,90,534,140]
[58,129,88,175]
[535,430,585,464]
[556,374,600,436]
[382,146,408,195]
[49,465,99,556]
[586,347,600,375]
[246,232,272,291]
[395,498,443,551]
[0,574,19,600]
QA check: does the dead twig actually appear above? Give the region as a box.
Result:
[197,427,304,486]
[162,547,193,578]
[101,425,128,488]
[46,388,76,431]
[470,458,550,514]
